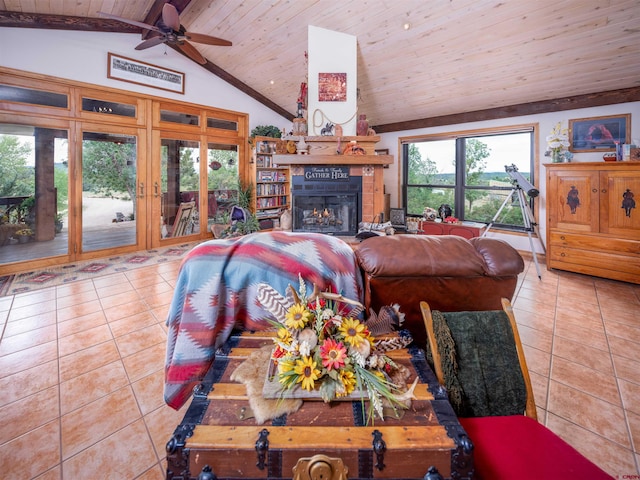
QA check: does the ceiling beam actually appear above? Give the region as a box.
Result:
[0,10,140,33]
[167,45,293,120]
[373,87,640,133]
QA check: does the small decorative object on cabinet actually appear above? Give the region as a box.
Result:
[252,136,290,228]
[356,114,368,136]
[545,162,640,284]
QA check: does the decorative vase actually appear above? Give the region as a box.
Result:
[552,150,564,163]
[356,114,368,136]
[292,117,307,136]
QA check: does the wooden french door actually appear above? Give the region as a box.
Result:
[76,123,148,259]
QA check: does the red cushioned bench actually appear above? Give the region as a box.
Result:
[460,416,613,479]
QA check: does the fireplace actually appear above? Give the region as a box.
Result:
[291,173,361,236]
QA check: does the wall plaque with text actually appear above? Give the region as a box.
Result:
[304,167,350,181]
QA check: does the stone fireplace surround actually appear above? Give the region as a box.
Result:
[273,136,392,229]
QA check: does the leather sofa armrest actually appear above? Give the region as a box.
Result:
[469,237,525,276]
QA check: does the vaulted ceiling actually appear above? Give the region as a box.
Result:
[1,0,640,132]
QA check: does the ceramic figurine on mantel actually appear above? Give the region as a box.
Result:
[296,136,308,154]
[292,102,307,136]
[356,114,369,136]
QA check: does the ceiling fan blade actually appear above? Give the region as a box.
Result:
[178,41,207,65]
[135,36,166,50]
[97,11,162,34]
[184,32,232,47]
[162,3,181,32]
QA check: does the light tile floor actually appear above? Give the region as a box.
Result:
[0,255,638,479]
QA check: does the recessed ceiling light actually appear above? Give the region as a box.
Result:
[270,80,275,85]
[403,22,411,30]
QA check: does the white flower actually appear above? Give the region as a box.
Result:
[546,122,570,152]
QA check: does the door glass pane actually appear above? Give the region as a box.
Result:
[207,143,239,230]
[82,97,136,117]
[0,84,68,108]
[0,124,69,264]
[206,116,237,131]
[160,138,200,238]
[160,110,200,126]
[82,132,137,251]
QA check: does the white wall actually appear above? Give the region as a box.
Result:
[307,26,358,136]
[376,102,640,252]
[0,28,287,131]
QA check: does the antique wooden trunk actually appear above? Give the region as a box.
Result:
[165,332,474,480]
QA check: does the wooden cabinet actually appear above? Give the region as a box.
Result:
[545,162,640,284]
[251,136,289,227]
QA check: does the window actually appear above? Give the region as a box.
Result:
[402,126,536,231]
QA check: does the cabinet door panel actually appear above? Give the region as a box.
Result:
[547,170,599,233]
[600,171,640,239]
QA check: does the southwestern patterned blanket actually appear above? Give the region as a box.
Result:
[164,231,364,409]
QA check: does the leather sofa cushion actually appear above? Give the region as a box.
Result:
[353,234,525,346]
[356,235,488,277]
[355,235,524,278]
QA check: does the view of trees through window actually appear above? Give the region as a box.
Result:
[404,129,535,230]
[0,129,69,250]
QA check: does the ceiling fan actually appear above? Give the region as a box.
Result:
[98,3,231,65]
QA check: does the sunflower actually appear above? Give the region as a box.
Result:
[294,356,321,391]
[277,326,293,345]
[338,317,367,347]
[337,369,357,397]
[285,303,312,330]
[277,358,296,375]
[319,338,347,370]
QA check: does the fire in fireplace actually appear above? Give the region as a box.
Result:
[291,171,361,236]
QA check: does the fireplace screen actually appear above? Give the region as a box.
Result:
[293,194,358,235]
[291,174,361,236]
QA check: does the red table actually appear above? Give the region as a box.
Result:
[418,221,486,239]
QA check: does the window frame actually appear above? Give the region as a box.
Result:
[400,124,539,232]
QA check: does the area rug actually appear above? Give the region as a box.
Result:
[0,242,199,297]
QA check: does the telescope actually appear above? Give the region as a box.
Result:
[505,164,539,198]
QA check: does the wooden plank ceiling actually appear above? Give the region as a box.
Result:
[1,0,640,132]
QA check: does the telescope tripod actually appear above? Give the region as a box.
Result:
[483,183,546,279]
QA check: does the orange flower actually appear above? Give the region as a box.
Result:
[319,338,347,370]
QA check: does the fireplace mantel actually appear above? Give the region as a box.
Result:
[272,136,392,166]
[273,136,391,224]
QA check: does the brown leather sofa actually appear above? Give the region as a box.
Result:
[354,234,525,345]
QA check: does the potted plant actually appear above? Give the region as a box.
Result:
[55,213,64,234]
[249,125,282,146]
[217,181,260,238]
[14,227,33,243]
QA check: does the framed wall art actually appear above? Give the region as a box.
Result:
[568,114,631,152]
[318,72,347,101]
[108,53,185,94]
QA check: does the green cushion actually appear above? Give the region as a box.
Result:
[432,310,527,418]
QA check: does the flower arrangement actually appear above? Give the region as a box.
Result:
[257,276,416,422]
[545,122,573,163]
[15,228,33,236]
